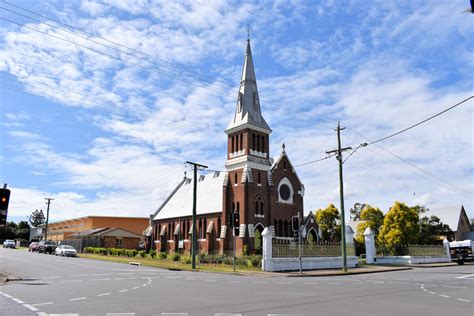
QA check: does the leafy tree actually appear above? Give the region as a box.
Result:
[15,221,31,240]
[378,202,419,255]
[315,203,341,241]
[29,209,46,227]
[355,205,384,244]
[419,216,452,245]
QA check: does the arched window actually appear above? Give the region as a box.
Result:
[168,223,171,240]
[203,218,207,239]
[283,161,287,169]
[274,220,277,235]
[262,137,265,153]
[172,222,175,239]
[217,217,221,237]
[260,201,264,215]
[232,202,235,213]
[187,220,190,239]
[234,173,238,185]
[252,134,255,150]
[257,172,261,184]
[284,220,289,237]
[255,201,259,215]
[231,136,234,153]
[199,219,202,240]
[278,220,283,237]
[237,202,240,213]
[240,133,243,151]
[158,224,161,239]
[236,135,239,152]
[257,135,260,152]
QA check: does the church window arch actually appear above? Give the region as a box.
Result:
[234,173,238,185]
[236,202,240,213]
[203,218,207,239]
[252,134,255,150]
[257,135,260,152]
[262,137,265,153]
[168,222,171,240]
[217,217,221,237]
[277,177,294,204]
[257,172,261,184]
[240,133,243,151]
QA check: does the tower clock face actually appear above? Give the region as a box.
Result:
[279,184,291,201]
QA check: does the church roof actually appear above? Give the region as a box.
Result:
[153,172,224,221]
[226,40,271,134]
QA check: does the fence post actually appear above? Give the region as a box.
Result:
[443,238,451,260]
[364,227,376,264]
[262,227,272,271]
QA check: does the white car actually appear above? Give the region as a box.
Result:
[3,239,16,248]
[55,245,77,257]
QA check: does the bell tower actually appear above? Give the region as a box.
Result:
[224,39,272,255]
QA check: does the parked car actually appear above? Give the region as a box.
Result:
[3,239,16,248]
[38,240,56,254]
[449,240,474,265]
[55,245,77,257]
[28,242,40,252]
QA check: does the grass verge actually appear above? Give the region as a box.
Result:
[79,253,262,274]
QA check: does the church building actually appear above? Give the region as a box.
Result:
[146,40,318,255]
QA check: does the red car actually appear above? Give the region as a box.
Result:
[29,242,39,252]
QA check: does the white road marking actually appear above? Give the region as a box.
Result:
[69,297,86,301]
[118,273,134,275]
[456,274,474,279]
[3,293,13,298]
[440,295,450,298]
[37,313,48,316]
[107,313,136,315]
[142,284,147,287]
[118,289,128,293]
[12,298,24,304]
[443,285,467,289]
[161,313,189,315]
[132,286,140,290]
[32,302,54,306]
[98,293,111,296]
[23,304,38,311]
[429,291,436,295]
[215,314,241,316]
[457,299,471,302]
[49,314,79,316]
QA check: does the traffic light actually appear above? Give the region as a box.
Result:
[233,212,240,229]
[291,216,299,232]
[0,188,11,226]
[294,230,299,242]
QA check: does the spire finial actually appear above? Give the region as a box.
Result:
[247,24,250,41]
[282,142,286,153]
[184,171,187,179]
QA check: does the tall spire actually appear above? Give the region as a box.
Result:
[226,40,271,134]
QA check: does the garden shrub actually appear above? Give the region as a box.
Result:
[172,253,181,261]
[159,252,167,259]
[138,250,146,258]
[149,250,156,258]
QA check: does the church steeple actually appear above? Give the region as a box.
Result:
[226,40,271,171]
[226,40,271,134]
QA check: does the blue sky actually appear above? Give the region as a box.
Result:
[0,0,472,228]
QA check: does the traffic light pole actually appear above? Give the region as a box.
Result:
[185,161,208,270]
[44,197,54,241]
[326,122,352,273]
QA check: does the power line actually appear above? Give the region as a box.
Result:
[365,96,473,146]
[0,1,233,90]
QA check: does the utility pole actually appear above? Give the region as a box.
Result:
[44,197,54,240]
[326,121,352,272]
[185,161,208,269]
[298,211,302,276]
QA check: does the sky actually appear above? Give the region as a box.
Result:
[0,0,472,229]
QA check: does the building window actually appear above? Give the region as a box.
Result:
[240,133,243,151]
[283,161,287,169]
[260,201,264,215]
[252,133,255,150]
[257,135,260,152]
[168,223,171,240]
[237,202,240,213]
[284,220,289,237]
[187,220,190,239]
[234,173,238,185]
[217,217,221,237]
[262,137,265,153]
[158,224,161,239]
[115,238,122,247]
[255,201,259,215]
[231,136,234,153]
[257,172,261,184]
[203,218,207,239]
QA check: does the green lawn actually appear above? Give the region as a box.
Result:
[79,253,263,274]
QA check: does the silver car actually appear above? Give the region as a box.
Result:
[3,239,16,248]
[55,245,77,257]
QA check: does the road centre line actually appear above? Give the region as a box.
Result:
[457,299,470,302]
[161,313,189,315]
[456,274,474,279]
[23,304,38,312]
[107,313,136,315]
[12,297,25,304]
[440,295,450,298]
[118,289,128,292]
[132,286,139,289]
[69,297,86,301]
[32,302,54,306]
[98,293,111,296]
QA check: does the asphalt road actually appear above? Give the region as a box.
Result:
[1,248,473,316]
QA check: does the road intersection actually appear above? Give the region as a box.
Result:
[1,248,473,315]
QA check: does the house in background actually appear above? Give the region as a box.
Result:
[65,227,144,252]
[46,216,148,244]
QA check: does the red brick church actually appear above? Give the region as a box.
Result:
[145,40,318,255]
